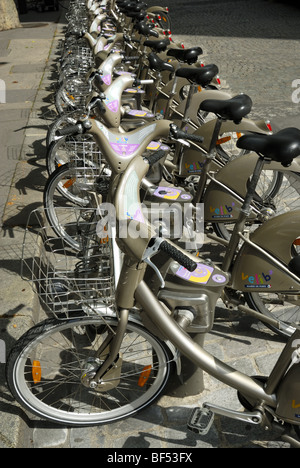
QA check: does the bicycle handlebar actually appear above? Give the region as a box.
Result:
[169,123,204,144]
[122,55,140,61]
[59,124,83,136]
[144,149,166,166]
[159,240,198,272]
[94,73,104,87]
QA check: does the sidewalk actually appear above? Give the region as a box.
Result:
[0,4,66,448]
[0,0,299,449]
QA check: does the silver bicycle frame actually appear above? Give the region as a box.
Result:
[135,279,278,407]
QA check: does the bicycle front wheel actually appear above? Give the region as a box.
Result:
[6,316,172,426]
[43,163,95,250]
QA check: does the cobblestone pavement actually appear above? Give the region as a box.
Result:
[148,0,300,125]
[0,0,300,450]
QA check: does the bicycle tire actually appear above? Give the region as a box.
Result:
[212,170,299,241]
[55,88,76,115]
[44,163,92,250]
[155,10,172,31]
[6,316,172,426]
[244,229,300,338]
[46,110,80,149]
[245,291,299,338]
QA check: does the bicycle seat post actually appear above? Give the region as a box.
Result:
[150,70,162,111]
[222,154,267,272]
[180,83,198,130]
[208,115,224,153]
[136,42,151,79]
[163,74,179,119]
[192,116,224,204]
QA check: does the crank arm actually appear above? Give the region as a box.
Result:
[203,402,263,425]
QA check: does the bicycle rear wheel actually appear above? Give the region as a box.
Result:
[245,292,300,338]
[213,170,300,240]
[245,238,300,338]
[6,316,172,426]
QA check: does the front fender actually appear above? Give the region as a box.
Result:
[99,310,181,375]
[147,6,169,13]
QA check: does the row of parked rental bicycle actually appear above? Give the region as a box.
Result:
[5,0,300,445]
[43,0,300,337]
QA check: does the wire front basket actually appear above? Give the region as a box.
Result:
[67,136,103,167]
[22,208,116,319]
[66,136,110,190]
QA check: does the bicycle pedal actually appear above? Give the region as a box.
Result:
[187,407,214,435]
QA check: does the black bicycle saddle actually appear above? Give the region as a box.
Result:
[175,64,218,88]
[125,10,146,20]
[200,94,252,124]
[119,1,147,13]
[143,38,171,53]
[237,127,300,167]
[135,21,159,37]
[167,47,203,65]
[147,52,175,73]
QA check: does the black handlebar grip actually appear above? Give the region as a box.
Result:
[184,133,204,143]
[145,149,166,166]
[159,240,198,272]
[122,56,140,61]
[176,128,204,143]
[94,73,104,87]
[59,124,82,136]
[169,124,204,144]
[96,100,106,114]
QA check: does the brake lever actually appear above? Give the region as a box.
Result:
[170,137,190,147]
[169,123,191,147]
[142,238,165,288]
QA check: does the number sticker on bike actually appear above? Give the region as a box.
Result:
[176,263,213,284]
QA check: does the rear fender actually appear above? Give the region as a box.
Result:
[200,117,272,152]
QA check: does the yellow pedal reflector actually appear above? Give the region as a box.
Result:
[216,136,231,146]
[63,177,76,189]
[32,360,42,384]
[138,365,152,387]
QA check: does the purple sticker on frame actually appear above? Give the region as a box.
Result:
[106,99,119,113]
[102,74,112,85]
[127,207,144,223]
[110,143,140,156]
